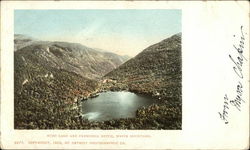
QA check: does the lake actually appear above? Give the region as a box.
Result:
[81,91,157,121]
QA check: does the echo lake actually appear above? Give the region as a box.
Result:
[81,91,158,121]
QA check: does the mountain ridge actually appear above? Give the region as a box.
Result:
[14,33,182,129]
[101,33,182,129]
[14,35,130,129]
[15,36,130,79]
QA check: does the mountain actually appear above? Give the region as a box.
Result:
[14,54,98,129]
[14,33,181,129]
[14,35,129,129]
[93,48,131,63]
[105,33,181,100]
[14,34,37,51]
[102,33,182,129]
[14,35,129,79]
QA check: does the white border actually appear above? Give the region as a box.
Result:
[1,1,249,149]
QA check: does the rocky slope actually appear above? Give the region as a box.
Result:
[14,37,129,129]
[14,55,98,129]
[14,35,130,79]
[105,33,181,100]
[102,33,182,129]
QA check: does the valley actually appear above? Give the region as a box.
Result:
[14,33,182,130]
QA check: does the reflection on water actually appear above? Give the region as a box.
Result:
[81,91,157,121]
[82,112,101,120]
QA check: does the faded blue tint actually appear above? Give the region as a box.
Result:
[15,10,181,56]
[15,9,181,37]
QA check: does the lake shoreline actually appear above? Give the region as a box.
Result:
[68,80,181,130]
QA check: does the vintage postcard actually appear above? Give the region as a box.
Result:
[0,1,249,149]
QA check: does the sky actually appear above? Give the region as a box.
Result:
[15,10,181,56]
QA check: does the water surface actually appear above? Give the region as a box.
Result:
[81,91,157,121]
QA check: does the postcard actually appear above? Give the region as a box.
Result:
[0,1,249,149]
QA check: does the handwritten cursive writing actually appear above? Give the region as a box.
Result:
[229,81,245,111]
[219,25,247,124]
[228,26,247,79]
[218,95,229,124]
